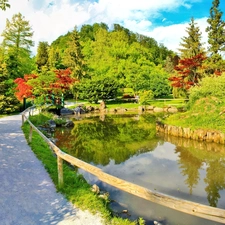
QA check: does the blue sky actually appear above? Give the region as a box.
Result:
[0,0,224,55]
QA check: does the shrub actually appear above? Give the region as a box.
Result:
[139,90,154,105]
[188,72,225,109]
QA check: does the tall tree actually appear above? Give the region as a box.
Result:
[63,27,86,80]
[0,55,20,114]
[2,13,34,53]
[206,0,225,72]
[179,17,205,58]
[1,12,34,78]
[35,41,49,71]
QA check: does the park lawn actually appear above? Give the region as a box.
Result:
[66,98,187,110]
[164,97,225,133]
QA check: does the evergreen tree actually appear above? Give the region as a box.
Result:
[179,17,205,58]
[206,0,225,73]
[206,0,225,56]
[1,12,34,78]
[36,41,49,71]
[0,55,20,114]
[48,46,66,70]
[2,13,34,53]
[63,27,86,80]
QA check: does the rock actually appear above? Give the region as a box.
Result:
[48,120,56,130]
[154,221,162,225]
[60,108,74,116]
[74,105,85,114]
[98,193,109,200]
[99,101,106,112]
[91,184,100,194]
[138,106,144,112]
[153,107,164,112]
[64,120,74,127]
[86,106,94,112]
[146,105,154,110]
[168,107,178,113]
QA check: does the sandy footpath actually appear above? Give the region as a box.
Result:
[0,114,104,225]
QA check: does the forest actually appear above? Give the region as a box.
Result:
[0,0,225,114]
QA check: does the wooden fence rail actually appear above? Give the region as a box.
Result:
[21,108,225,224]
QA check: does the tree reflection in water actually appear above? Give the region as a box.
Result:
[161,134,225,207]
[54,114,225,208]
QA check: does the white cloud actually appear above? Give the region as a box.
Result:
[143,17,209,54]
[0,0,207,55]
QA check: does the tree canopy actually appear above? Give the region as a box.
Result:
[0,0,10,10]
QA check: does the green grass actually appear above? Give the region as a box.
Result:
[164,97,225,133]
[22,112,143,225]
[65,98,187,111]
[148,99,187,108]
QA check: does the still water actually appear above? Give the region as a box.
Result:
[54,113,225,225]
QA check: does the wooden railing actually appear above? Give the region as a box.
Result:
[21,107,225,224]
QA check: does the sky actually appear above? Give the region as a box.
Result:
[0,0,225,55]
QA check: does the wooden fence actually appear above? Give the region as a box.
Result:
[21,108,225,224]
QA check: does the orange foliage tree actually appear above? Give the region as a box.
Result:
[14,74,37,101]
[14,68,77,102]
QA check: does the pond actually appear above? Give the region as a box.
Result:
[53,113,225,225]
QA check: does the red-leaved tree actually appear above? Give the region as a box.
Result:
[168,53,207,90]
[14,68,77,102]
[14,74,38,101]
[50,68,78,94]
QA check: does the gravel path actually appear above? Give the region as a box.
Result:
[0,114,104,225]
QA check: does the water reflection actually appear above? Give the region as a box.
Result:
[54,114,225,225]
[160,134,225,208]
[56,114,158,165]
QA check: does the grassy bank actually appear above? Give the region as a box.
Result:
[164,97,225,133]
[22,112,143,225]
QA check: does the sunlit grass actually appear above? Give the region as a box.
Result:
[65,98,187,110]
[164,97,225,133]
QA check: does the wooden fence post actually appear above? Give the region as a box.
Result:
[22,114,24,125]
[28,126,33,143]
[57,155,64,188]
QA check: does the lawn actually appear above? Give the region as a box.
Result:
[65,98,187,110]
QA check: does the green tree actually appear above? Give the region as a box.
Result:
[75,76,119,103]
[2,13,34,52]
[206,0,225,72]
[1,12,34,78]
[136,34,172,65]
[48,32,71,70]
[80,24,94,42]
[63,27,86,80]
[179,17,205,58]
[93,22,108,34]
[0,57,20,114]
[0,0,10,10]
[35,41,49,71]
[48,47,65,70]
